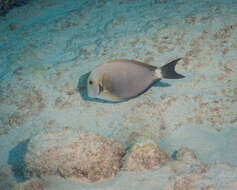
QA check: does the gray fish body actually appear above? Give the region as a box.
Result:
[98,60,158,99]
[87,58,184,101]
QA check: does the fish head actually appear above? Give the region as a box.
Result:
[87,70,104,99]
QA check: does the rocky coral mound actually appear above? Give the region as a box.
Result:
[24,130,126,183]
[123,138,170,172]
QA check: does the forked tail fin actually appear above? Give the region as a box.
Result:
[160,58,185,79]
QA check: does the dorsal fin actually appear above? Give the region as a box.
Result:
[107,59,157,71]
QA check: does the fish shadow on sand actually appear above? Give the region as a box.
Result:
[8,139,30,182]
[77,72,171,104]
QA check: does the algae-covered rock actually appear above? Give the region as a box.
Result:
[24,130,126,183]
[123,138,170,172]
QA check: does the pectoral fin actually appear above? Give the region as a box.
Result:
[98,83,103,95]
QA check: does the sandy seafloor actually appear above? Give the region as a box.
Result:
[0,0,237,189]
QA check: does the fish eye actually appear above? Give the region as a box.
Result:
[89,80,93,85]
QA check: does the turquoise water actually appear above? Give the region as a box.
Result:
[0,0,237,189]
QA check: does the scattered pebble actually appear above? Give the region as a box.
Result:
[176,147,199,163]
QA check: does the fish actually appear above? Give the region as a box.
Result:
[87,58,185,101]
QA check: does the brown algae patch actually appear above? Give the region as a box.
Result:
[119,98,167,143]
[12,178,48,190]
[0,83,45,135]
[151,27,186,53]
